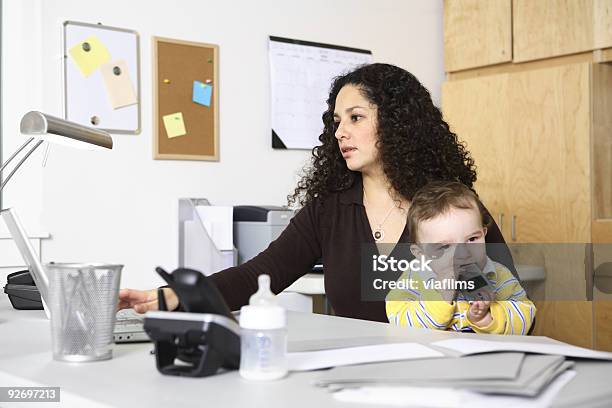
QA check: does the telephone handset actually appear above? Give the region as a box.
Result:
[155,267,236,321]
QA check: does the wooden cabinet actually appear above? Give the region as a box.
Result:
[443,0,512,72]
[506,64,591,243]
[595,301,612,351]
[532,301,594,348]
[440,71,511,219]
[443,0,612,348]
[444,1,612,71]
[513,0,612,63]
[443,63,595,244]
[442,62,612,347]
[593,242,612,351]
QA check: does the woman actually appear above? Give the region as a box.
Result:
[119,63,513,322]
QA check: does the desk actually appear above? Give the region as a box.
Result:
[1,296,611,408]
[285,273,325,295]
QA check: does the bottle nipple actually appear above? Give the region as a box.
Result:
[249,274,276,306]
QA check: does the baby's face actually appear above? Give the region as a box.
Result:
[415,205,487,277]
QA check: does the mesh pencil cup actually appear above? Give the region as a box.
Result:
[47,263,122,362]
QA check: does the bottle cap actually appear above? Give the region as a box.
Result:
[239,304,286,330]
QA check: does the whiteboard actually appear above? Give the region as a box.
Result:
[269,36,372,150]
[63,21,140,134]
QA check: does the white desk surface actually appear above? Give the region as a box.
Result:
[285,273,325,295]
[1,296,611,408]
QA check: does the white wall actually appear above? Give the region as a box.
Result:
[1,0,45,233]
[2,0,444,288]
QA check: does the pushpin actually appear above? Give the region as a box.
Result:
[113,66,122,76]
[163,79,171,84]
[207,58,213,63]
[205,79,212,84]
[82,42,91,52]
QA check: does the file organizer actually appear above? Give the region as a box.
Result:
[178,198,237,275]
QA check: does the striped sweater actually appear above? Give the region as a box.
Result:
[385,257,536,335]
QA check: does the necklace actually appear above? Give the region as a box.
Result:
[363,189,397,242]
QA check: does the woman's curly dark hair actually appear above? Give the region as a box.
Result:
[288,63,477,207]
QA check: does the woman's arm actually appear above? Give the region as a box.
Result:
[210,200,323,310]
[119,200,323,313]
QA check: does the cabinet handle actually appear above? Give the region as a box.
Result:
[511,215,517,241]
[497,213,504,230]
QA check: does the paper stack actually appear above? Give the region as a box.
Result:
[310,338,612,407]
[315,353,575,407]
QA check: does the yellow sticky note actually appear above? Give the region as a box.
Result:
[69,35,111,77]
[163,112,187,138]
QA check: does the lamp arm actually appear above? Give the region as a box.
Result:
[0,139,44,193]
[0,137,35,174]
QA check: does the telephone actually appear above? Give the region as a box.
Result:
[143,267,241,377]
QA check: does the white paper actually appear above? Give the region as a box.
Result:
[269,38,372,149]
[288,342,444,371]
[432,338,612,361]
[332,370,576,408]
[195,206,234,251]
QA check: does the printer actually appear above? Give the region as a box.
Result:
[233,206,294,264]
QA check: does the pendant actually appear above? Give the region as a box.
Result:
[373,228,384,241]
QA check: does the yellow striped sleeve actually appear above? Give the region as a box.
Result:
[386,272,455,329]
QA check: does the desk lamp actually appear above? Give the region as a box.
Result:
[0,111,113,194]
[1,111,113,312]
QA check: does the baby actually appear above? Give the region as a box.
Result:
[386,181,536,334]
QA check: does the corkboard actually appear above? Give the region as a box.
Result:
[153,37,219,160]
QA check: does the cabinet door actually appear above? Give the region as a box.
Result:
[532,301,594,347]
[507,63,593,347]
[443,65,595,347]
[507,63,591,243]
[441,73,511,239]
[513,0,612,62]
[595,301,612,350]
[444,0,512,72]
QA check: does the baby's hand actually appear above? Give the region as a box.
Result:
[468,300,492,327]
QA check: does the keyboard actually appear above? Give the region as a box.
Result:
[115,309,144,328]
[114,309,149,343]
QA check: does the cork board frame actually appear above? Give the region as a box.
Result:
[153,37,219,161]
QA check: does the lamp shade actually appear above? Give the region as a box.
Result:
[20,111,113,150]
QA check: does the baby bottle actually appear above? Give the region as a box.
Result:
[239,274,288,380]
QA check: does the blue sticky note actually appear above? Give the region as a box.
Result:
[193,80,212,107]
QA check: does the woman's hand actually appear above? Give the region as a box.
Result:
[118,288,179,313]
